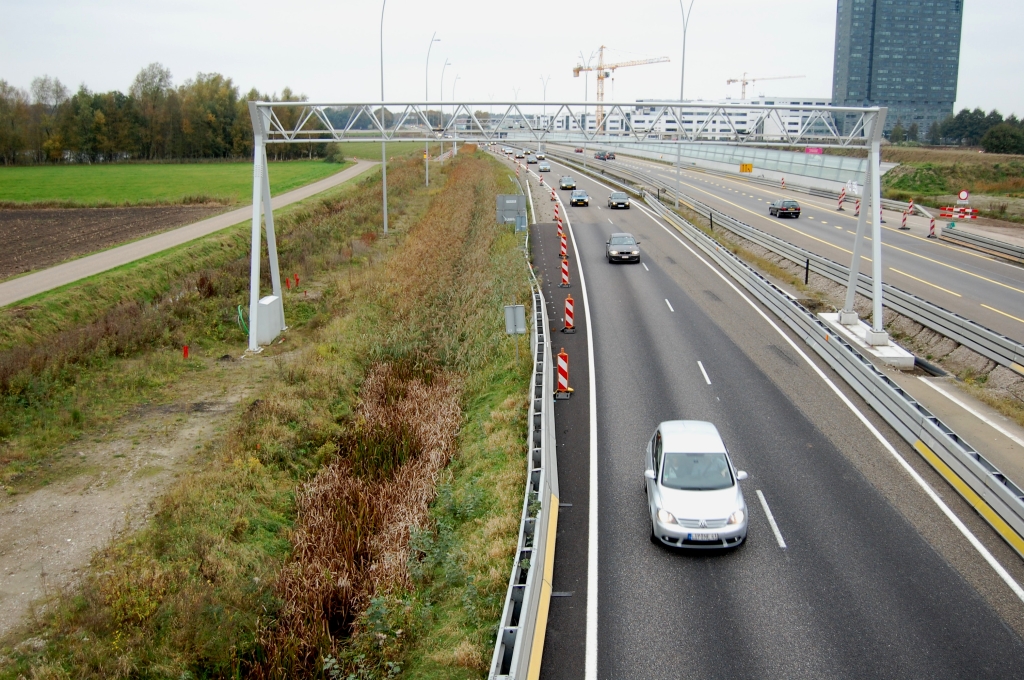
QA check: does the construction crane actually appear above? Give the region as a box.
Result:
[574,45,670,131]
[726,73,805,100]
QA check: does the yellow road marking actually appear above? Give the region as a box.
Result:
[914,440,1024,557]
[981,304,1024,325]
[883,243,1024,295]
[889,268,961,296]
[527,492,560,680]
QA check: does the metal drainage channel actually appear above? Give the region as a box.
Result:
[489,223,559,678]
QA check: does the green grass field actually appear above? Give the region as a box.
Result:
[0,160,350,206]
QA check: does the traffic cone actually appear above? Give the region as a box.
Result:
[837,187,846,211]
[561,294,576,333]
[560,230,567,257]
[854,199,861,216]
[928,218,936,238]
[899,210,910,230]
[559,257,570,288]
[781,177,786,190]
[555,348,573,399]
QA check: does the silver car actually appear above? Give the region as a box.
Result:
[645,420,748,549]
[538,161,551,172]
[605,232,640,263]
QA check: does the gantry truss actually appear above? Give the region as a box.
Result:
[251,100,879,149]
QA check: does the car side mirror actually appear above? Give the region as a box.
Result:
[636,241,641,245]
[644,469,657,480]
[606,240,611,244]
[736,470,748,481]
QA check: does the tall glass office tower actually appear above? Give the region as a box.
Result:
[832,0,963,135]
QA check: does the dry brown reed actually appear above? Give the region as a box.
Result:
[256,362,462,677]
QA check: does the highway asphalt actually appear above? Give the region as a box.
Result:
[516,153,1024,679]
[557,148,1024,343]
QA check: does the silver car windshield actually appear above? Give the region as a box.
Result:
[609,236,634,245]
[661,452,733,490]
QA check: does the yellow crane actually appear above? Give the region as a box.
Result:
[726,73,805,100]
[574,46,670,130]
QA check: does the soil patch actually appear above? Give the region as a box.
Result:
[0,205,226,280]
[0,352,271,640]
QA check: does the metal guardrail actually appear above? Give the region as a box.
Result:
[489,191,559,679]
[548,151,1024,376]
[941,227,1024,264]
[641,194,1024,558]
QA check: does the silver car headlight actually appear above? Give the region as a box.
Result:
[630,250,639,255]
[727,509,745,525]
[657,509,677,525]
[609,250,619,255]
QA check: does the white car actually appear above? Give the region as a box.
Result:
[645,421,748,549]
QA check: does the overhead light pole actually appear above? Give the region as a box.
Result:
[675,0,695,209]
[425,32,440,185]
[380,0,389,236]
[440,58,451,157]
[539,75,551,127]
[452,75,461,154]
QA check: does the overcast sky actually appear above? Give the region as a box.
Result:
[3,0,1020,114]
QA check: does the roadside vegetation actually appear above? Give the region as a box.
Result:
[0,149,531,678]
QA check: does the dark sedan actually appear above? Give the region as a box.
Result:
[606,233,641,263]
[769,199,801,218]
[570,190,590,206]
[608,192,631,209]
[559,176,577,190]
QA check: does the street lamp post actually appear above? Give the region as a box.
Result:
[675,0,694,209]
[440,58,451,157]
[539,75,551,129]
[425,32,440,185]
[380,0,389,236]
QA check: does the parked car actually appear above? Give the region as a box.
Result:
[768,199,801,218]
[645,421,748,549]
[607,192,630,209]
[605,232,640,263]
[538,162,551,172]
[594,151,608,160]
[570,189,590,206]
[559,176,577,190]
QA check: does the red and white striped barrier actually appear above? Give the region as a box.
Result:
[899,210,909,230]
[854,199,861,217]
[781,177,786,190]
[561,294,576,333]
[559,257,570,287]
[551,188,556,201]
[940,206,979,219]
[837,187,846,211]
[928,218,936,238]
[907,199,914,215]
[555,348,573,398]
[559,230,567,257]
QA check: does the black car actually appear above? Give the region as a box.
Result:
[769,199,801,218]
[606,151,616,159]
[559,176,577,190]
[570,190,590,207]
[608,192,630,209]
[594,151,608,160]
[606,233,640,263]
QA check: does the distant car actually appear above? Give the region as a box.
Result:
[606,151,616,159]
[607,192,630,209]
[645,420,748,549]
[526,155,538,164]
[536,152,546,160]
[769,199,801,218]
[514,151,525,159]
[574,147,584,153]
[605,232,640,263]
[559,176,577,190]
[594,151,608,160]
[570,189,590,206]
[538,162,551,172]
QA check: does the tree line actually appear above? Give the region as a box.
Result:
[0,64,330,165]
[890,108,1024,154]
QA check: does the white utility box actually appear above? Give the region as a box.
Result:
[256,295,284,346]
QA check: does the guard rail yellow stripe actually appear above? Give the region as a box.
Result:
[527,493,559,680]
[914,440,1024,557]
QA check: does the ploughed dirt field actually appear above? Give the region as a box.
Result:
[0,205,226,280]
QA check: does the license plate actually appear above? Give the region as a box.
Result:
[687,533,719,541]
[620,255,630,259]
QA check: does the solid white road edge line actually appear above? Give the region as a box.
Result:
[698,361,711,385]
[632,199,1024,604]
[540,168,600,680]
[665,299,675,312]
[917,377,1024,448]
[756,490,787,549]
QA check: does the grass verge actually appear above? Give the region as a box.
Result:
[0,151,531,678]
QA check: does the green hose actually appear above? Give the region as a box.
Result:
[237,305,249,334]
